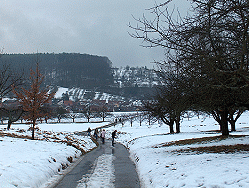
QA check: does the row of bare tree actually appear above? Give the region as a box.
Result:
[131,0,249,135]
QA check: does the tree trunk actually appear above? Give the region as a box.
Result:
[175,115,180,133]
[7,120,12,130]
[32,120,36,140]
[220,110,229,136]
[6,109,23,130]
[228,110,244,132]
[169,119,174,134]
[230,120,236,132]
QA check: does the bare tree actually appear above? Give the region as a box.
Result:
[67,113,77,123]
[52,107,67,123]
[228,108,246,132]
[0,106,24,129]
[0,54,24,129]
[99,105,109,122]
[144,85,188,133]
[82,106,93,123]
[130,0,249,135]
[135,111,147,126]
[0,63,24,99]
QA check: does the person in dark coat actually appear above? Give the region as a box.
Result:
[94,129,99,140]
[112,130,117,146]
[87,127,91,136]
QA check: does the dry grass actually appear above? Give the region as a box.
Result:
[0,130,90,155]
[174,144,249,154]
[154,135,249,154]
[0,132,35,140]
[154,135,247,148]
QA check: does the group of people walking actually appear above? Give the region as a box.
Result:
[87,127,117,146]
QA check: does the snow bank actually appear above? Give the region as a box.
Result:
[0,136,82,188]
[0,122,99,188]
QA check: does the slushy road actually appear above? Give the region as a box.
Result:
[53,139,140,188]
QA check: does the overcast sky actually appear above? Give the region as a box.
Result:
[0,0,190,68]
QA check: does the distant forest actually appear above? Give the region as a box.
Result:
[0,53,113,89]
[0,53,156,99]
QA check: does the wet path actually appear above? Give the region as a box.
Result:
[53,139,140,188]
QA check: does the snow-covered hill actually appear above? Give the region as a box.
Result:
[55,87,125,102]
[52,66,159,101]
[112,66,159,88]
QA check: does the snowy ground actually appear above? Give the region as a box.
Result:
[106,112,249,188]
[0,122,105,188]
[0,112,249,187]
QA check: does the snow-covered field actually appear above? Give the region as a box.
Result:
[1,112,249,187]
[105,112,249,188]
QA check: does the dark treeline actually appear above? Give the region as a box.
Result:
[0,53,113,89]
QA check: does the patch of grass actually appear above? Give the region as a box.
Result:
[174,144,249,154]
[61,163,68,170]
[154,135,249,154]
[0,132,35,140]
[67,156,73,163]
[154,135,248,148]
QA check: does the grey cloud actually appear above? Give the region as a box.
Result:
[0,0,189,67]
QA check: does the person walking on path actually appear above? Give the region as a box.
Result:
[94,129,98,140]
[101,129,106,144]
[87,127,91,136]
[99,129,102,138]
[112,130,117,146]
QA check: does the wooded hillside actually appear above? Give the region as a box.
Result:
[1,53,113,89]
